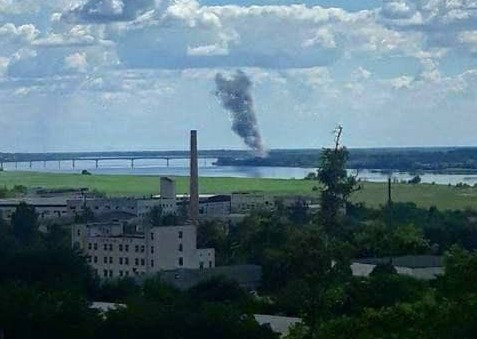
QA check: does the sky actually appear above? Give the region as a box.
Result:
[1,0,477,152]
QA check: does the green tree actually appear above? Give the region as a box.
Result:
[148,205,163,226]
[74,206,95,224]
[0,283,99,339]
[317,126,358,234]
[11,202,38,245]
[282,227,352,336]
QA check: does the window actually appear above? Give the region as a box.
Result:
[103,244,107,251]
[125,244,129,252]
[103,270,108,277]
[209,261,213,268]
[151,246,154,254]
[109,257,113,264]
[109,270,113,277]
[178,243,183,252]
[179,257,183,266]
[94,256,98,263]
[141,259,145,266]
[88,243,92,250]
[135,258,139,266]
[119,244,123,251]
[125,271,129,277]
[178,231,183,239]
[135,245,139,252]
[103,257,107,264]
[151,260,154,267]
[119,257,123,265]
[77,229,81,236]
[119,270,123,277]
[109,244,113,251]
[150,232,154,240]
[140,245,145,253]
[93,243,97,250]
[125,258,129,265]
[87,256,92,263]
[200,261,204,270]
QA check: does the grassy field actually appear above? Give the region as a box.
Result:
[0,171,476,211]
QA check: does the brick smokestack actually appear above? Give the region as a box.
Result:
[189,130,199,223]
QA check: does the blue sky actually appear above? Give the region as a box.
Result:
[1,0,477,152]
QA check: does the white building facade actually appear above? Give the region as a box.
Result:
[72,222,215,279]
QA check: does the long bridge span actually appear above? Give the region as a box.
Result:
[0,150,247,169]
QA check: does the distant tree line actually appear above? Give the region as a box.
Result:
[216,147,477,171]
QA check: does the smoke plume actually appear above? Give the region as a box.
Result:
[215,70,266,157]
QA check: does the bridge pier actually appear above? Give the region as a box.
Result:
[29,161,32,169]
[72,159,75,168]
[43,160,46,168]
[95,159,99,168]
[58,160,61,169]
[131,159,135,168]
[166,158,170,167]
[15,162,18,169]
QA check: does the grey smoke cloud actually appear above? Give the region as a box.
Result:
[215,70,266,157]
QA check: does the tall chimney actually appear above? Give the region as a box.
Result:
[189,130,199,223]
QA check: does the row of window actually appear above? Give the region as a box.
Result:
[87,243,151,253]
[89,256,156,268]
[100,269,144,278]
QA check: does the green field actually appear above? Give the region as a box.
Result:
[0,171,476,210]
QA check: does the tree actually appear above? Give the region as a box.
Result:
[289,200,310,225]
[148,205,163,226]
[74,206,95,224]
[197,221,228,265]
[317,126,358,234]
[11,202,38,245]
[282,227,352,336]
[0,283,99,339]
[187,276,251,306]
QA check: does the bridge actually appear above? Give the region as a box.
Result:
[0,154,223,169]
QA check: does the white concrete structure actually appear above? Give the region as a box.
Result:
[351,255,444,280]
[160,177,176,199]
[72,222,215,279]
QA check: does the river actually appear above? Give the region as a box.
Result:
[3,158,477,186]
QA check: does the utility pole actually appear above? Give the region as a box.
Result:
[387,176,393,228]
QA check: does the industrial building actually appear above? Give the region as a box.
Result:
[0,197,69,221]
[66,197,177,219]
[351,255,444,280]
[72,222,215,279]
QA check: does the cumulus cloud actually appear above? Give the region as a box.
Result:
[0,23,39,43]
[33,25,112,48]
[65,52,88,72]
[112,1,422,69]
[62,0,156,23]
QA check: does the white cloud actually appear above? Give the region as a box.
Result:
[64,52,88,72]
[33,25,111,47]
[0,23,39,42]
[62,0,155,22]
[459,30,477,52]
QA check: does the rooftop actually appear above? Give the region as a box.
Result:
[353,255,443,269]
